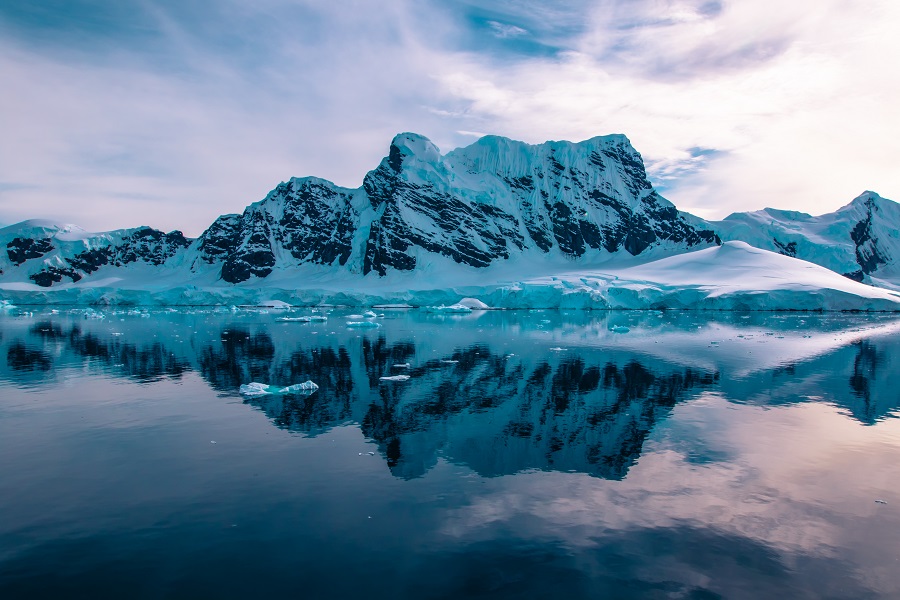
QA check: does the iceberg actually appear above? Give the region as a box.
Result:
[239,381,319,396]
[457,298,491,310]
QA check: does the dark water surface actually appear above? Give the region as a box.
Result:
[1,307,899,599]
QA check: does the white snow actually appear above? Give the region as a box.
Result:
[457,297,491,309]
[258,300,291,309]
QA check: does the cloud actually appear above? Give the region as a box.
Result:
[0,0,898,234]
[487,20,528,38]
[434,0,900,218]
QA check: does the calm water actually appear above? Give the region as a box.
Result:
[1,307,899,599]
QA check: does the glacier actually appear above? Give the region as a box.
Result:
[1,133,899,311]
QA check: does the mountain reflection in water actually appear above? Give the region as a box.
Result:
[3,310,899,480]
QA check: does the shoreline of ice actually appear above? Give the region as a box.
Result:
[2,243,899,312]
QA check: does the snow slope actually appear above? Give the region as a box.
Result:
[713,191,900,288]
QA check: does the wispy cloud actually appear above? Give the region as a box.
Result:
[0,0,897,234]
[487,20,528,38]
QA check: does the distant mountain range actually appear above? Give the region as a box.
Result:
[0,132,898,308]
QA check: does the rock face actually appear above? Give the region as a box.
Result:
[189,132,720,283]
[0,222,191,288]
[713,191,900,287]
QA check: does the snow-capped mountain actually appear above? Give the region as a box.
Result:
[190,132,720,283]
[1,133,721,289]
[712,191,900,288]
[0,220,191,286]
[0,132,898,310]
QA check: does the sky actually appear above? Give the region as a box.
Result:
[1,0,898,237]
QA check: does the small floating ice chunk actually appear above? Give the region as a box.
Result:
[550,347,567,352]
[363,310,377,318]
[239,381,318,396]
[239,382,273,397]
[440,359,459,364]
[393,363,410,369]
[379,375,410,382]
[277,316,311,322]
[347,321,381,328]
[309,315,328,321]
[280,381,319,392]
[609,325,630,333]
[875,499,887,504]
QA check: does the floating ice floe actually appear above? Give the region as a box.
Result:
[392,363,410,368]
[239,381,319,396]
[609,325,631,333]
[429,304,472,314]
[347,321,381,328]
[379,375,410,382]
[277,316,311,322]
[309,315,328,321]
[363,310,377,318]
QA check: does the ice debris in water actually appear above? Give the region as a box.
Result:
[277,316,311,322]
[429,304,472,314]
[239,381,319,396]
[609,325,630,333]
[363,310,377,318]
[379,375,410,382]
[347,321,381,328]
[309,315,328,321]
[393,363,410,369]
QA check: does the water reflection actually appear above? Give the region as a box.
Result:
[2,310,899,479]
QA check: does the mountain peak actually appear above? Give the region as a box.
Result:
[389,133,441,165]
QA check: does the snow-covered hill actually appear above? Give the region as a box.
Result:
[712,191,900,289]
